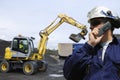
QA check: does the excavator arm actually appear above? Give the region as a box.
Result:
[38,14,88,58]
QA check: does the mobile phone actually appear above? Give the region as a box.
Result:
[97,21,112,37]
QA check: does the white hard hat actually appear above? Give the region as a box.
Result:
[87,6,115,21]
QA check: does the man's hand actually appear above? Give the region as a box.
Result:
[88,28,103,47]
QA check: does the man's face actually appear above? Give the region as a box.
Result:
[89,18,107,30]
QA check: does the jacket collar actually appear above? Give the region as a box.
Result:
[94,36,118,49]
[109,36,118,45]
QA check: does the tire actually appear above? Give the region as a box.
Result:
[0,60,11,73]
[23,61,37,75]
[39,61,48,72]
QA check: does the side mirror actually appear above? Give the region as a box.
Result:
[31,37,35,40]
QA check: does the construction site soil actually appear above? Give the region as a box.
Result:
[0,39,66,80]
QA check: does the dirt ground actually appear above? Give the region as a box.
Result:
[0,54,66,80]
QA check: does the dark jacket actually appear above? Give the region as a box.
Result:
[63,37,120,80]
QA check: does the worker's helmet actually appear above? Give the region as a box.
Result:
[87,6,120,28]
[87,6,116,21]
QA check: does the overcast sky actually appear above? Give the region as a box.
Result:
[0,0,120,49]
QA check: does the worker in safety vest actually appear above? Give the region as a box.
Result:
[19,41,28,53]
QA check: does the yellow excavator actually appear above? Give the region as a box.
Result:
[0,14,87,75]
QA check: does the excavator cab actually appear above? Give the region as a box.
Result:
[10,35,35,59]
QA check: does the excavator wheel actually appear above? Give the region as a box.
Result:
[39,61,48,72]
[0,60,11,73]
[23,61,37,75]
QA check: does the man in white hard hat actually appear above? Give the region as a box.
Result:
[63,6,120,80]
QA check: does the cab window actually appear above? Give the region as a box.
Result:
[12,38,28,53]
